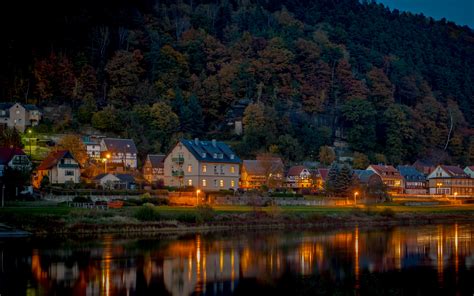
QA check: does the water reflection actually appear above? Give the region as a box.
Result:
[0,223,473,295]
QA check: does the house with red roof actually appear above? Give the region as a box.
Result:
[0,147,31,177]
[464,166,474,178]
[240,156,284,189]
[285,165,312,189]
[427,165,473,196]
[367,165,404,194]
[33,150,80,188]
[143,154,165,184]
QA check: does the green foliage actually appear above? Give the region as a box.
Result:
[341,99,377,152]
[134,205,161,222]
[0,127,23,148]
[319,146,335,166]
[91,106,122,132]
[195,204,215,224]
[325,163,355,197]
[72,196,92,203]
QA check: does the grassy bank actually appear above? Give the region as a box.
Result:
[1,202,474,235]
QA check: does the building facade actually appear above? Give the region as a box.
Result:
[163,139,240,191]
[240,157,284,189]
[33,150,80,187]
[397,165,427,195]
[0,103,41,132]
[286,166,312,189]
[464,166,474,178]
[82,135,104,161]
[367,165,404,194]
[427,165,474,196]
[100,138,138,169]
[143,154,165,184]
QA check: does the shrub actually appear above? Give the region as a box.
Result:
[195,204,215,224]
[134,205,161,221]
[380,208,396,218]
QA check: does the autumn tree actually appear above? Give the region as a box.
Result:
[353,152,370,169]
[367,67,394,109]
[319,145,336,166]
[0,128,23,148]
[57,134,88,166]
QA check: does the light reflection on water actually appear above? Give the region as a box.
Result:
[1,223,474,295]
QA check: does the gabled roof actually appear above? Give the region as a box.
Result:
[318,168,329,181]
[465,166,474,171]
[353,169,377,184]
[0,147,26,165]
[37,150,75,170]
[397,165,425,181]
[243,158,284,175]
[180,139,240,164]
[368,165,402,178]
[93,173,119,181]
[147,154,165,168]
[116,174,135,183]
[24,104,40,111]
[0,103,13,111]
[102,138,138,154]
[287,165,308,177]
[413,159,435,167]
[440,165,468,177]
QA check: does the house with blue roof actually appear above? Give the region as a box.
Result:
[163,138,240,191]
[397,165,427,195]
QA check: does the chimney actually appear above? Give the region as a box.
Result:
[194,138,199,145]
[212,139,217,147]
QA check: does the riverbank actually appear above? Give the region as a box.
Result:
[1,202,474,236]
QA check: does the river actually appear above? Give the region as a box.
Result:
[0,223,473,295]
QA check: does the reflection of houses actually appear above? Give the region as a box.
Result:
[143,154,165,184]
[427,165,474,196]
[397,165,427,195]
[240,156,284,189]
[100,138,138,170]
[286,165,312,189]
[367,165,404,194]
[0,102,42,132]
[0,147,31,176]
[93,173,136,190]
[163,139,240,191]
[33,150,80,188]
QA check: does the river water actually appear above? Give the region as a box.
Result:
[0,224,473,295]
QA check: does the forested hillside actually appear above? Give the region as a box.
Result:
[1,0,473,165]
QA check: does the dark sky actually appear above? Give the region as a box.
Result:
[377,0,474,28]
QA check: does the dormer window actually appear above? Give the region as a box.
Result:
[230,154,234,160]
[201,152,206,158]
[213,153,217,159]
[219,154,223,159]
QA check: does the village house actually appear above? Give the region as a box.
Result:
[286,165,313,189]
[316,168,329,191]
[33,150,80,188]
[240,156,284,189]
[366,165,404,194]
[464,166,474,178]
[143,154,165,184]
[163,139,240,191]
[397,165,427,195]
[0,103,41,132]
[100,138,138,170]
[82,135,104,162]
[0,147,31,177]
[353,169,385,199]
[93,173,136,190]
[427,165,474,196]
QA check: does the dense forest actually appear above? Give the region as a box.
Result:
[1,0,473,166]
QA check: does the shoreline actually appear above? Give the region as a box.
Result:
[3,210,474,237]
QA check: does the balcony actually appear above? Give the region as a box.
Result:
[172,156,184,164]
[172,170,184,177]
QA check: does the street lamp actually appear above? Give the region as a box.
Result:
[354,191,359,205]
[102,154,111,173]
[454,192,458,200]
[27,129,32,158]
[436,182,442,195]
[196,189,201,206]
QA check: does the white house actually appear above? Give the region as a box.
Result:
[33,150,80,188]
[100,138,138,169]
[82,135,104,161]
[163,139,240,191]
[0,103,41,132]
[0,147,31,176]
[285,165,312,188]
[427,165,473,196]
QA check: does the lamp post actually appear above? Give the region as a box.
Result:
[27,129,32,158]
[354,191,359,205]
[436,182,442,195]
[102,153,111,173]
[454,192,458,201]
[196,189,201,206]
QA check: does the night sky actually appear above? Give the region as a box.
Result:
[378,0,474,28]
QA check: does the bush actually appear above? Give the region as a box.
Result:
[134,205,161,221]
[270,192,303,198]
[195,204,215,224]
[380,208,396,218]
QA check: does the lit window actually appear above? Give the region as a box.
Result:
[230,166,235,173]
[202,179,207,187]
[220,180,224,187]
[188,179,192,186]
[187,165,192,173]
[202,165,207,173]
[231,180,235,187]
